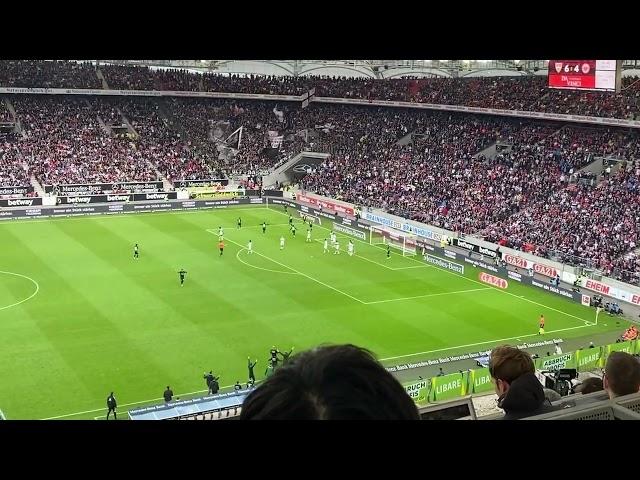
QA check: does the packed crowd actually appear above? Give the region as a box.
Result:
[13,96,160,185]
[101,64,312,95]
[299,105,616,231]
[2,61,639,119]
[532,86,640,120]
[483,159,640,284]
[297,104,640,281]
[164,97,305,176]
[0,60,101,89]
[0,139,30,187]
[1,91,640,284]
[100,64,202,92]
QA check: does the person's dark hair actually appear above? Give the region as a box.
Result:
[240,344,419,420]
[489,345,535,384]
[575,377,603,395]
[605,352,640,397]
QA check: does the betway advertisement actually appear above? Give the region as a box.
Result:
[0,197,43,208]
[452,238,498,258]
[55,192,178,205]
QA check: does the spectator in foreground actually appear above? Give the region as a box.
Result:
[489,345,557,420]
[240,344,419,420]
[603,352,640,399]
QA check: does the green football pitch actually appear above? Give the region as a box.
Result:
[0,205,626,419]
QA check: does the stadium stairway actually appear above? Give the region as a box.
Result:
[574,154,605,182]
[118,108,139,138]
[396,132,413,146]
[96,67,110,90]
[474,141,498,160]
[30,175,45,197]
[3,97,17,122]
[157,98,190,141]
[96,115,112,136]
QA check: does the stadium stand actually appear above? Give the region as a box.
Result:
[1,64,639,281]
[0,60,101,89]
[1,61,639,119]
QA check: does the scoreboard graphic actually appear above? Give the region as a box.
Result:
[548,60,620,92]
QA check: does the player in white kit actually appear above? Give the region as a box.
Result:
[348,240,354,257]
[334,240,340,255]
[306,229,312,243]
[247,240,253,254]
[323,238,329,253]
[280,236,285,250]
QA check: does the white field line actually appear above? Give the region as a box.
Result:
[391,265,432,270]
[268,206,431,270]
[41,384,236,420]
[379,323,594,362]
[207,230,366,304]
[45,318,595,420]
[364,287,492,305]
[262,208,596,328]
[0,271,40,311]
[235,248,298,275]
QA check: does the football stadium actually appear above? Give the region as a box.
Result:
[1,60,640,421]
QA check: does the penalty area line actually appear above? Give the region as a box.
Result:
[207,230,366,304]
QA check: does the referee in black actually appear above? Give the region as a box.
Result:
[106,392,117,420]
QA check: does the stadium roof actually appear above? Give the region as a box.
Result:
[94,60,640,79]
[94,60,547,77]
